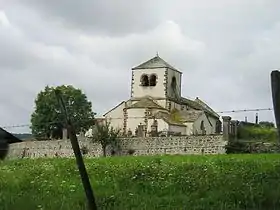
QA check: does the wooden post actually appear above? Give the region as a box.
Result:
[55,90,97,210]
[271,70,280,142]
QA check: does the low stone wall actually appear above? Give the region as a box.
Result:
[7,140,102,159]
[6,135,226,159]
[118,135,226,156]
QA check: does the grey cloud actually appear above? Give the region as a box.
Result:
[15,0,164,36]
[0,1,279,132]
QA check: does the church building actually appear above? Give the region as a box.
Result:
[102,55,221,136]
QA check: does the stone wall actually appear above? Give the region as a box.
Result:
[6,135,226,159]
[118,135,226,156]
[7,140,102,159]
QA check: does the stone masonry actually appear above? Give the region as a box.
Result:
[6,135,226,159]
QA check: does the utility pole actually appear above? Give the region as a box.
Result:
[55,90,97,210]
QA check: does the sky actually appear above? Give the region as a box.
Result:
[0,0,278,133]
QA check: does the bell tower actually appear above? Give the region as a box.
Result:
[130,55,182,99]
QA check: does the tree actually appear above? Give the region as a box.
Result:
[90,120,121,157]
[30,85,95,139]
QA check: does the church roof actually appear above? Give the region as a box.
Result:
[194,97,219,118]
[180,97,219,119]
[128,97,166,110]
[132,55,181,73]
[179,110,204,122]
[154,111,186,126]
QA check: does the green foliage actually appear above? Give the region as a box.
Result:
[91,120,121,156]
[226,141,250,154]
[30,85,95,139]
[2,155,280,209]
[237,125,278,142]
[226,141,280,154]
[259,121,275,128]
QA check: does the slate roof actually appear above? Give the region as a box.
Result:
[128,97,166,110]
[180,110,204,122]
[0,127,22,144]
[132,56,181,73]
[180,97,219,119]
[153,111,186,126]
[194,97,220,118]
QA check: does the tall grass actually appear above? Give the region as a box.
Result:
[1,154,280,209]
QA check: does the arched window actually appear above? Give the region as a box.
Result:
[140,74,149,86]
[200,120,205,131]
[200,120,206,135]
[149,74,157,86]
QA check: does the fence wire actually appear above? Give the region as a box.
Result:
[1,107,274,129]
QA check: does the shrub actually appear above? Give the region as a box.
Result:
[237,125,278,142]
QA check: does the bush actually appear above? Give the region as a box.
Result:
[2,155,280,209]
[226,140,280,154]
[238,126,278,142]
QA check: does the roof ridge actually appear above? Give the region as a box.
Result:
[132,56,180,72]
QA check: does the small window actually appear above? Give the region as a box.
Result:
[149,74,157,86]
[200,120,205,131]
[141,74,149,86]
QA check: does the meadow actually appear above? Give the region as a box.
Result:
[1,154,280,210]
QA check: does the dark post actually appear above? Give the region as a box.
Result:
[271,70,280,142]
[55,90,97,210]
[255,113,259,124]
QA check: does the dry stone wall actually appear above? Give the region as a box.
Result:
[6,135,226,159]
[119,135,226,156]
[7,140,102,159]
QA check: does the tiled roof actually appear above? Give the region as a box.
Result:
[132,56,181,72]
[128,97,166,110]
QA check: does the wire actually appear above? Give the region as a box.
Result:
[1,107,274,129]
[217,108,273,114]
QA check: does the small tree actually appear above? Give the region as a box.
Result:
[30,85,95,139]
[91,120,121,157]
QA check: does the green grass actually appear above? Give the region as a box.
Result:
[1,154,280,210]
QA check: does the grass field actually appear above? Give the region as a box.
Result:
[1,154,280,210]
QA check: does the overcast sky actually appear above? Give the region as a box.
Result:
[0,0,278,133]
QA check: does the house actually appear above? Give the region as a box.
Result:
[0,127,22,159]
[99,55,221,137]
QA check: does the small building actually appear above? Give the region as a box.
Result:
[98,55,221,137]
[0,127,22,159]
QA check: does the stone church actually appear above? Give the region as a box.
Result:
[97,55,221,137]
